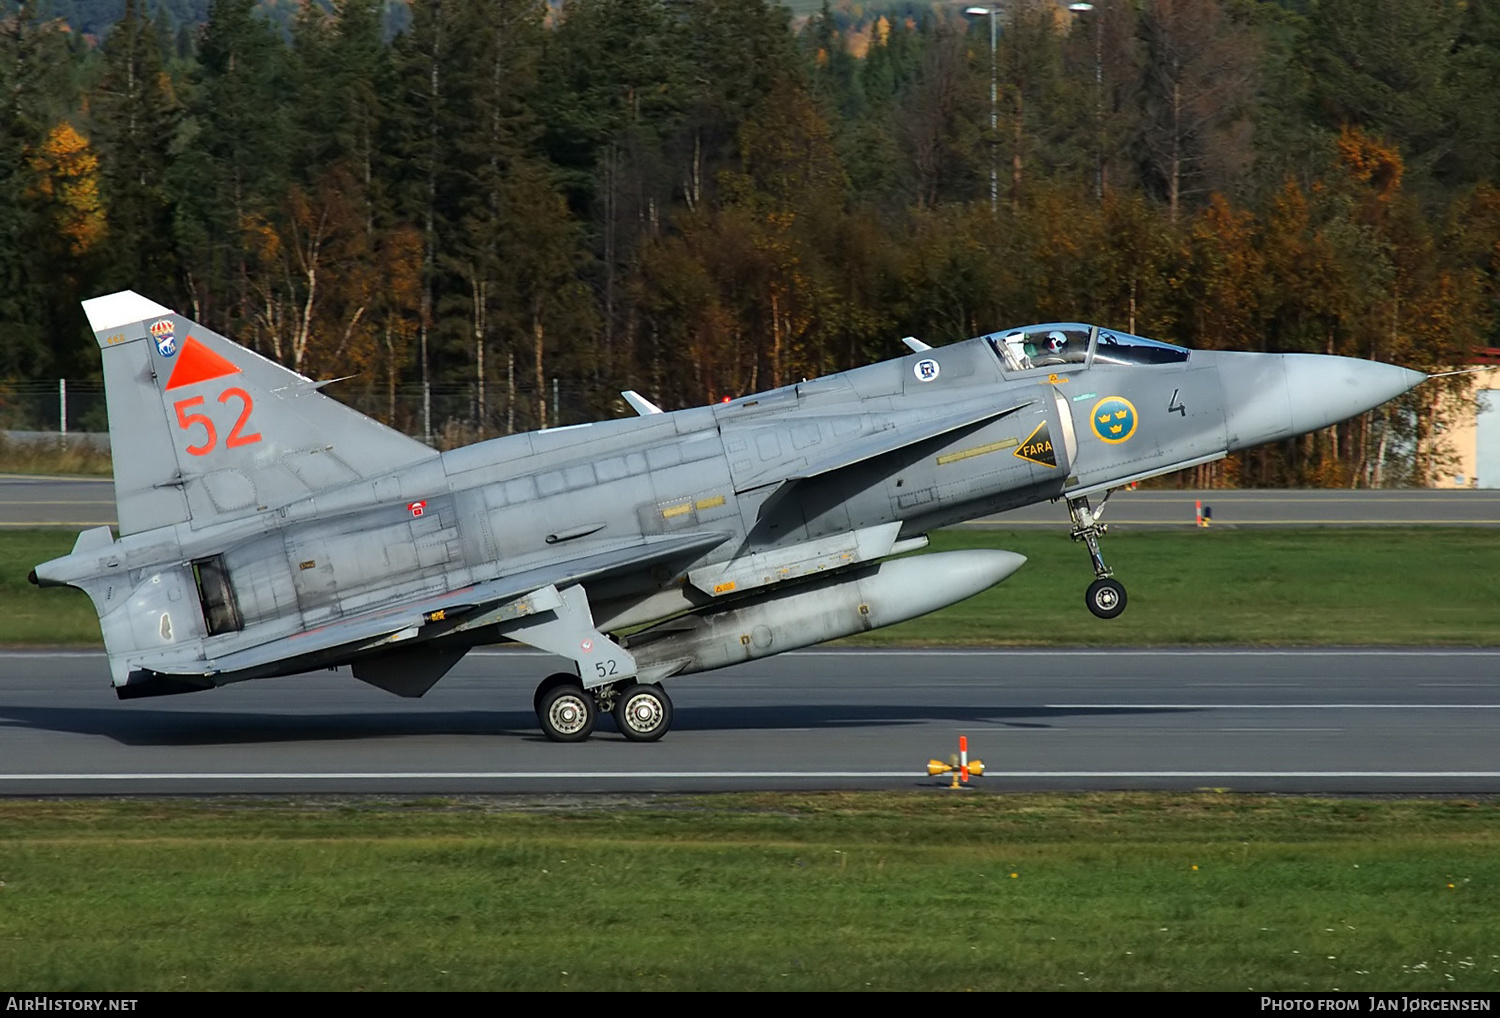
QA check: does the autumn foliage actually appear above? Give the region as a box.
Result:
[29,123,106,259]
[1,0,1497,487]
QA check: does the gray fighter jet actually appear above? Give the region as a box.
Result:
[30,292,1425,742]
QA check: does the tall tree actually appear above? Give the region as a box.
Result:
[245,1,395,382]
[540,0,684,391]
[92,0,180,298]
[172,0,289,337]
[1449,0,1500,186]
[387,0,460,441]
[897,19,983,208]
[443,0,559,434]
[1135,0,1258,220]
[0,4,83,377]
[1303,0,1463,196]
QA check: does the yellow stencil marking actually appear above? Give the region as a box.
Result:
[937,438,1020,466]
[694,495,726,510]
[661,503,692,519]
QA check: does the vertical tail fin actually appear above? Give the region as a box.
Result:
[82,291,437,536]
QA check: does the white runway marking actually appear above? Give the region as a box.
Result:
[1048,703,1500,709]
[9,648,1500,659]
[0,771,922,781]
[3,771,1499,782]
[959,519,1500,525]
[702,648,1500,658]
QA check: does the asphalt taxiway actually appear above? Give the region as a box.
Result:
[0,475,116,528]
[2,648,1496,796]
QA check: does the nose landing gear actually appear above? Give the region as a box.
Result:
[1068,493,1127,620]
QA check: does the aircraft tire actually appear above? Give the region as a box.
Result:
[612,683,673,742]
[538,682,597,743]
[534,672,577,715]
[1085,577,1127,620]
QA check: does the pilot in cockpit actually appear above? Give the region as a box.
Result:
[998,328,1079,371]
[1036,330,1070,366]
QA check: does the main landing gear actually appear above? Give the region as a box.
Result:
[1067,493,1127,620]
[534,673,674,744]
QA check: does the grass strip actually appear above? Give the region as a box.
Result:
[0,436,111,477]
[0,793,1495,991]
[854,526,1500,646]
[9,527,1500,648]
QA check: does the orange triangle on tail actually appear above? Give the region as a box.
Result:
[165,336,242,390]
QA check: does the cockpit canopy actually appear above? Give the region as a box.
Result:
[983,323,1189,373]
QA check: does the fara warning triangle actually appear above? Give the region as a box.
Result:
[165,336,242,390]
[1013,420,1057,468]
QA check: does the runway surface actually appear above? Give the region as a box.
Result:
[7,480,1496,799]
[0,475,115,528]
[3,648,1497,796]
[6,475,1500,529]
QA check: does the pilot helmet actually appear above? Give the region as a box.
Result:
[1046,330,1069,353]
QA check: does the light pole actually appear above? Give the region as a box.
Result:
[1068,3,1103,201]
[963,5,1000,212]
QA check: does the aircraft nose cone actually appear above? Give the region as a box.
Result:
[1285,355,1425,434]
[1214,352,1425,451]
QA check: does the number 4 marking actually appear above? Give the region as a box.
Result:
[173,388,261,457]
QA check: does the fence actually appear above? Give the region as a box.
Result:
[0,381,107,435]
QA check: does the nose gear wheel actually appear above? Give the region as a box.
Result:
[1085,577,1127,619]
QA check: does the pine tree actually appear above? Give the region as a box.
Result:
[1303,0,1463,196]
[0,3,84,378]
[92,0,180,298]
[172,0,290,338]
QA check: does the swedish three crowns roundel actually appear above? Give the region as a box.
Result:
[1090,396,1138,444]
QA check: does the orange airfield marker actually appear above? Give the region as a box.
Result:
[926,734,986,789]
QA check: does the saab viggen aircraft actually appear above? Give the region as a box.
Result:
[30,292,1425,742]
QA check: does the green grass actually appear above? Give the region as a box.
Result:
[12,526,1500,648]
[8,526,1500,991]
[0,435,111,476]
[7,531,106,644]
[854,526,1500,646]
[0,794,1495,991]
